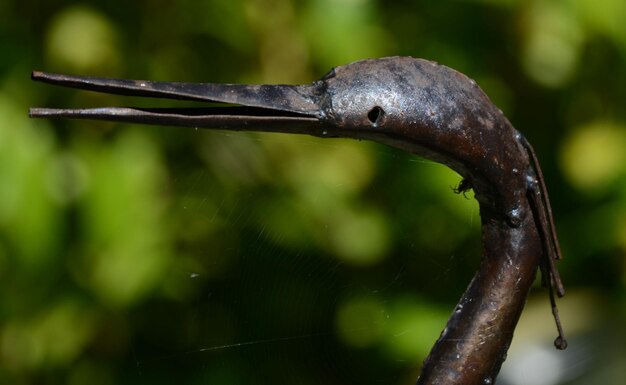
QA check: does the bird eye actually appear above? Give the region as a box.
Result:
[367,106,384,126]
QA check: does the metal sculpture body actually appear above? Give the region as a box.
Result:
[30,56,565,385]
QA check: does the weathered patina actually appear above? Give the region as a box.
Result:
[30,56,566,385]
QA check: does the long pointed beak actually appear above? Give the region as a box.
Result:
[29,71,326,135]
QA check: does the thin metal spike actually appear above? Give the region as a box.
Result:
[523,138,563,261]
[546,264,568,350]
[520,136,565,297]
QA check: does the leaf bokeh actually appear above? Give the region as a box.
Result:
[2,1,626,384]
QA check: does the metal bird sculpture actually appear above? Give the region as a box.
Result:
[30,56,566,385]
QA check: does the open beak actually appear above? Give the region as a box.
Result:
[29,71,327,136]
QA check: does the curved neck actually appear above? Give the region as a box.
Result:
[416,199,542,385]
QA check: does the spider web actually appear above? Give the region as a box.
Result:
[127,134,481,385]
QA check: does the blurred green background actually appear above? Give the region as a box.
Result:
[2,0,626,384]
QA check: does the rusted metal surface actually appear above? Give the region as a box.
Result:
[30,56,565,385]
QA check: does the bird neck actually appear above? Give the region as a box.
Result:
[416,199,542,385]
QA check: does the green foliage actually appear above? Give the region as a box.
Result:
[2,0,626,384]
